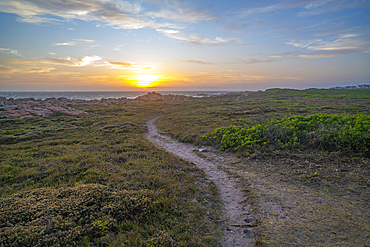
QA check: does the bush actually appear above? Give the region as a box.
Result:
[203,113,370,155]
[0,184,155,246]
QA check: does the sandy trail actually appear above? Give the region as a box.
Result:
[146,117,255,247]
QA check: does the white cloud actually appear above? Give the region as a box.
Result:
[156,29,237,45]
[307,35,370,52]
[73,39,95,43]
[0,48,22,56]
[53,42,76,46]
[78,56,101,66]
[285,39,322,48]
[284,34,370,59]
[52,39,96,46]
[146,5,217,23]
[0,0,182,30]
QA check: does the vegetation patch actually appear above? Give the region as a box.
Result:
[0,184,154,246]
[203,113,370,155]
[156,89,370,246]
[0,102,222,246]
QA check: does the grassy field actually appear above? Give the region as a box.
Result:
[1,88,370,246]
[0,102,222,246]
[157,89,370,246]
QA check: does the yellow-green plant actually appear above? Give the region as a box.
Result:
[204,113,370,155]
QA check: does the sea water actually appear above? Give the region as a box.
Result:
[0,91,231,100]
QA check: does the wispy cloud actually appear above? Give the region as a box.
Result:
[297,50,356,58]
[230,58,280,64]
[107,61,154,70]
[53,42,76,46]
[53,39,96,46]
[241,5,282,15]
[286,34,370,53]
[0,48,22,56]
[156,29,237,45]
[1,55,102,68]
[42,56,102,66]
[146,5,217,23]
[0,0,228,45]
[180,60,217,65]
[299,0,370,16]
[114,45,125,51]
[0,59,55,75]
[0,0,181,30]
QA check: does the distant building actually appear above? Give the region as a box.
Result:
[330,84,370,89]
[358,84,370,89]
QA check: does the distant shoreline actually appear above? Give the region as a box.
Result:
[0,91,235,101]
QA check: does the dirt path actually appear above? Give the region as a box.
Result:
[146,117,255,247]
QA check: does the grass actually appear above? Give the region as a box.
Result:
[0,102,222,246]
[1,88,370,246]
[156,89,370,246]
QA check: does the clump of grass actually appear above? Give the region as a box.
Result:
[203,113,370,155]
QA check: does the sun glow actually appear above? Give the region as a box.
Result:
[131,75,161,88]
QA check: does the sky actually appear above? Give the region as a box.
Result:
[0,0,369,91]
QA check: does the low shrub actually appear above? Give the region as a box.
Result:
[0,184,154,246]
[203,113,370,155]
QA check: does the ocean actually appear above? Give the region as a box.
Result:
[0,91,232,100]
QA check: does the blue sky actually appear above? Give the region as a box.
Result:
[0,0,369,91]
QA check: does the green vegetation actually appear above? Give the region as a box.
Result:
[204,113,370,155]
[1,88,370,246]
[265,88,370,99]
[0,103,222,246]
[156,89,370,246]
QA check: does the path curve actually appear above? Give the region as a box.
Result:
[146,117,255,247]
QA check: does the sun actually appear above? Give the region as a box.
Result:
[132,75,161,88]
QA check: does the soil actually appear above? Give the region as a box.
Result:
[147,117,256,247]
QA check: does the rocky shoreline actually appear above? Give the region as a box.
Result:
[0,92,192,119]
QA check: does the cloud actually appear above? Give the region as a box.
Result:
[107,61,154,70]
[74,39,95,43]
[156,29,237,45]
[285,39,322,48]
[314,26,364,37]
[78,56,101,66]
[286,34,370,53]
[297,50,355,58]
[53,39,96,46]
[1,55,102,68]
[0,48,22,56]
[44,55,101,66]
[230,58,280,64]
[0,54,101,78]
[0,63,55,75]
[180,60,217,65]
[108,61,134,67]
[0,0,182,30]
[53,42,76,46]
[146,5,217,23]
[242,5,282,15]
[298,0,370,16]
[114,45,125,51]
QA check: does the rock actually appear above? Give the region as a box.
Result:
[199,148,208,152]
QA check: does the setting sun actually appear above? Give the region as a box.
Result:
[132,75,161,88]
